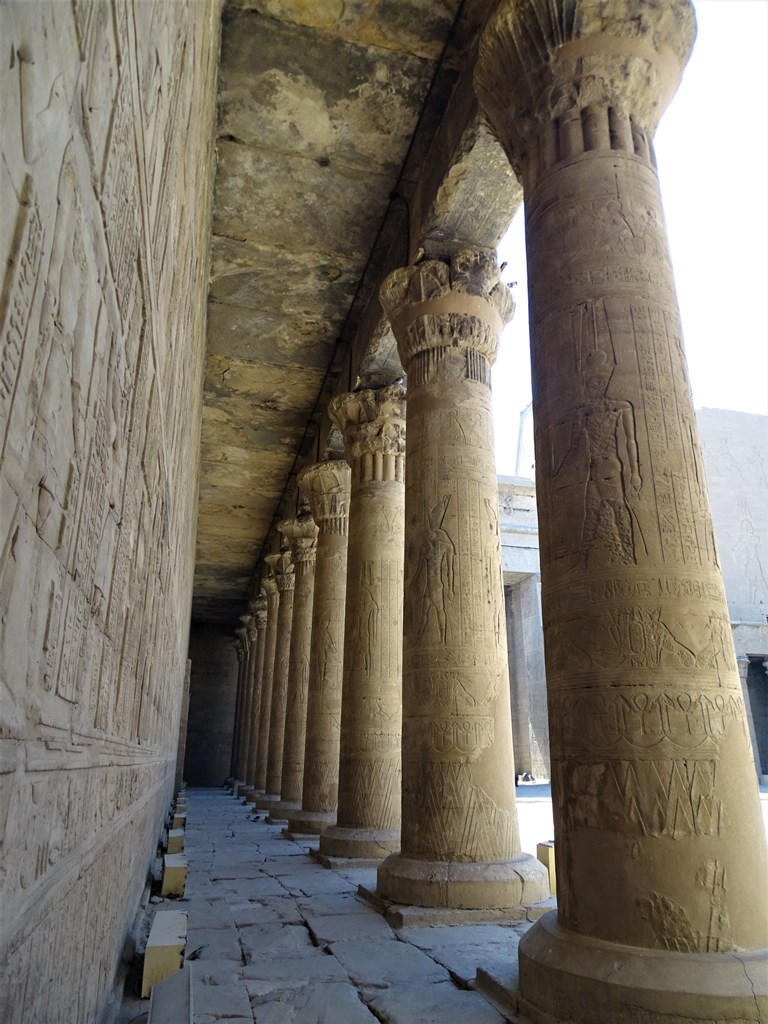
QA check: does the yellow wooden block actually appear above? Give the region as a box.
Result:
[167,828,185,854]
[161,853,188,897]
[141,910,187,998]
[537,841,556,897]
[172,811,187,830]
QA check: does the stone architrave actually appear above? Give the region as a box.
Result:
[236,612,255,784]
[376,249,549,909]
[252,567,280,795]
[286,460,351,835]
[319,385,406,861]
[254,550,295,809]
[244,594,268,790]
[266,514,319,816]
[230,630,248,790]
[475,3,768,1020]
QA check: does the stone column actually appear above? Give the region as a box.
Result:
[267,513,318,816]
[252,568,280,795]
[286,460,351,835]
[476,4,768,1020]
[254,551,295,809]
[244,594,268,790]
[319,385,406,862]
[175,659,192,792]
[505,577,550,780]
[231,630,248,792]
[376,250,549,910]
[235,613,255,784]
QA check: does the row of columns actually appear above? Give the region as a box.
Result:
[226,1,767,1019]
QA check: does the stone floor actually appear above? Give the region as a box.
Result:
[118,784,768,1023]
[118,787,558,1024]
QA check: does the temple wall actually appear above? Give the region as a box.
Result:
[0,3,220,1022]
[185,626,240,786]
[697,410,768,632]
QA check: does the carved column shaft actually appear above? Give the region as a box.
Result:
[255,552,295,805]
[274,515,318,809]
[319,385,406,861]
[376,250,549,909]
[236,613,255,782]
[287,460,351,835]
[476,2,768,1020]
[244,595,268,788]
[253,572,280,793]
[230,635,247,780]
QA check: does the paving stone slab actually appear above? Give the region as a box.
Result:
[210,862,269,880]
[183,898,237,931]
[274,872,358,897]
[250,981,379,1023]
[305,911,395,947]
[230,898,303,927]
[238,922,315,962]
[366,978,510,1024]
[186,927,244,962]
[295,893,373,917]
[243,951,349,988]
[192,979,252,1022]
[329,937,448,988]
[211,877,288,899]
[189,959,244,986]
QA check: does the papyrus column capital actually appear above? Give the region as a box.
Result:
[380,249,513,376]
[264,551,294,592]
[329,385,406,484]
[475,0,696,180]
[278,515,319,573]
[297,459,351,536]
[250,592,268,631]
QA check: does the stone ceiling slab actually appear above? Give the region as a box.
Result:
[193,0,510,624]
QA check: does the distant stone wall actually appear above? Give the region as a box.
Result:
[0,4,219,1022]
[185,627,240,786]
[698,410,768,644]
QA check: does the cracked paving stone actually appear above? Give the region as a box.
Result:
[295,893,372,917]
[192,979,252,1022]
[305,911,395,947]
[230,897,303,927]
[186,927,243,962]
[367,978,511,1024]
[250,980,379,1023]
[239,921,316,962]
[329,936,448,988]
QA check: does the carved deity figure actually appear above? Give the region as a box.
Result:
[416,495,455,643]
[553,347,643,569]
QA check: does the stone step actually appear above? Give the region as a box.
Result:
[141,910,188,998]
[148,962,193,1024]
[161,853,189,897]
[167,828,185,854]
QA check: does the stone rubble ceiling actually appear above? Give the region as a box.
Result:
[193,0,478,625]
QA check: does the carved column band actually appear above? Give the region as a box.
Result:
[245,595,268,789]
[477,3,768,1022]
[252,570,279,794]
[319,385,406,862]
[376,250,549,909]
[269,515,318,815]
[287,460,351,836]
[255,551,295,808]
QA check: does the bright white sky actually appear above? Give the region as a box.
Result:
[492,0,768,478]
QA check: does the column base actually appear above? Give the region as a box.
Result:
[245,788,266,804]
[376,851,549,910]
[285,809,336,836]
[319,826,400,862]
[252,792,281,811]
[265,799,300,824]
[518,911,768,1024]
